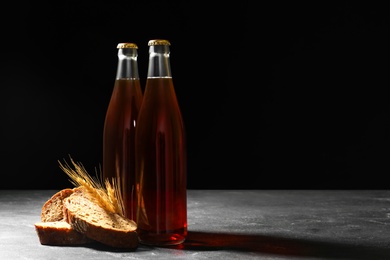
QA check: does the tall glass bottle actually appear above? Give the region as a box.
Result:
[103,43,143,221]
[135,39,187,245]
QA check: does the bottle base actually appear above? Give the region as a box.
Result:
[138,231,186,246]
[139,238,186,246]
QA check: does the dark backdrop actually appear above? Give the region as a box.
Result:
[1,1,389,189]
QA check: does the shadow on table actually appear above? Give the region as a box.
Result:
[165,231,390,259]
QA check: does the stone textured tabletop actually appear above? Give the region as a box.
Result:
[1,189,390,260]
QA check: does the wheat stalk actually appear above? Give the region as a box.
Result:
[58,156,125,216]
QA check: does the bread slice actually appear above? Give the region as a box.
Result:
[63,189,138,249]
[35,187,92,245]
[34,221,92,245]
[40,188,75,222]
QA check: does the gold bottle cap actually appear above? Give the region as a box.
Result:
[117,43,138,49]
[148,39,171,46]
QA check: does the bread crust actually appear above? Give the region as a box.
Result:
[63,189,138,249]
[34,221,92,245]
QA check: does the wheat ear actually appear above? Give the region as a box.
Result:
[105,178,125,216]
[58,157,117,214]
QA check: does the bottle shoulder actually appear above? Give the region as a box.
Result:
[138,81,184,123]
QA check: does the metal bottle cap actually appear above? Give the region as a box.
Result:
[148,39,171,46]
[117,43,138,49]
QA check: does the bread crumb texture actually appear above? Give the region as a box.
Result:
[34,222,92,245]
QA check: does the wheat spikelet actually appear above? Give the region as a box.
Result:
[105,178,125,216]
[58,156,123,215]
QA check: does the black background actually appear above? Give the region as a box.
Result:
[1,1,389,189]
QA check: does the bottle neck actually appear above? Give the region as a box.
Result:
[116,48,139,80]
[147,45,172,78]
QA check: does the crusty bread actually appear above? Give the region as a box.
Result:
[41,188,74,222]
[63,189,138,249]
[35,186,138,249]
[35,187,92,245]
[34,221,92,245]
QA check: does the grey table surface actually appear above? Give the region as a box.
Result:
[1,189,390,260]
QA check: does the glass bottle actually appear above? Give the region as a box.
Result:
[135,39,187,246]
[103,43,143,221]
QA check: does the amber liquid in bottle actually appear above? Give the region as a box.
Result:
[103,43,142,221]
[136,40,187,246]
